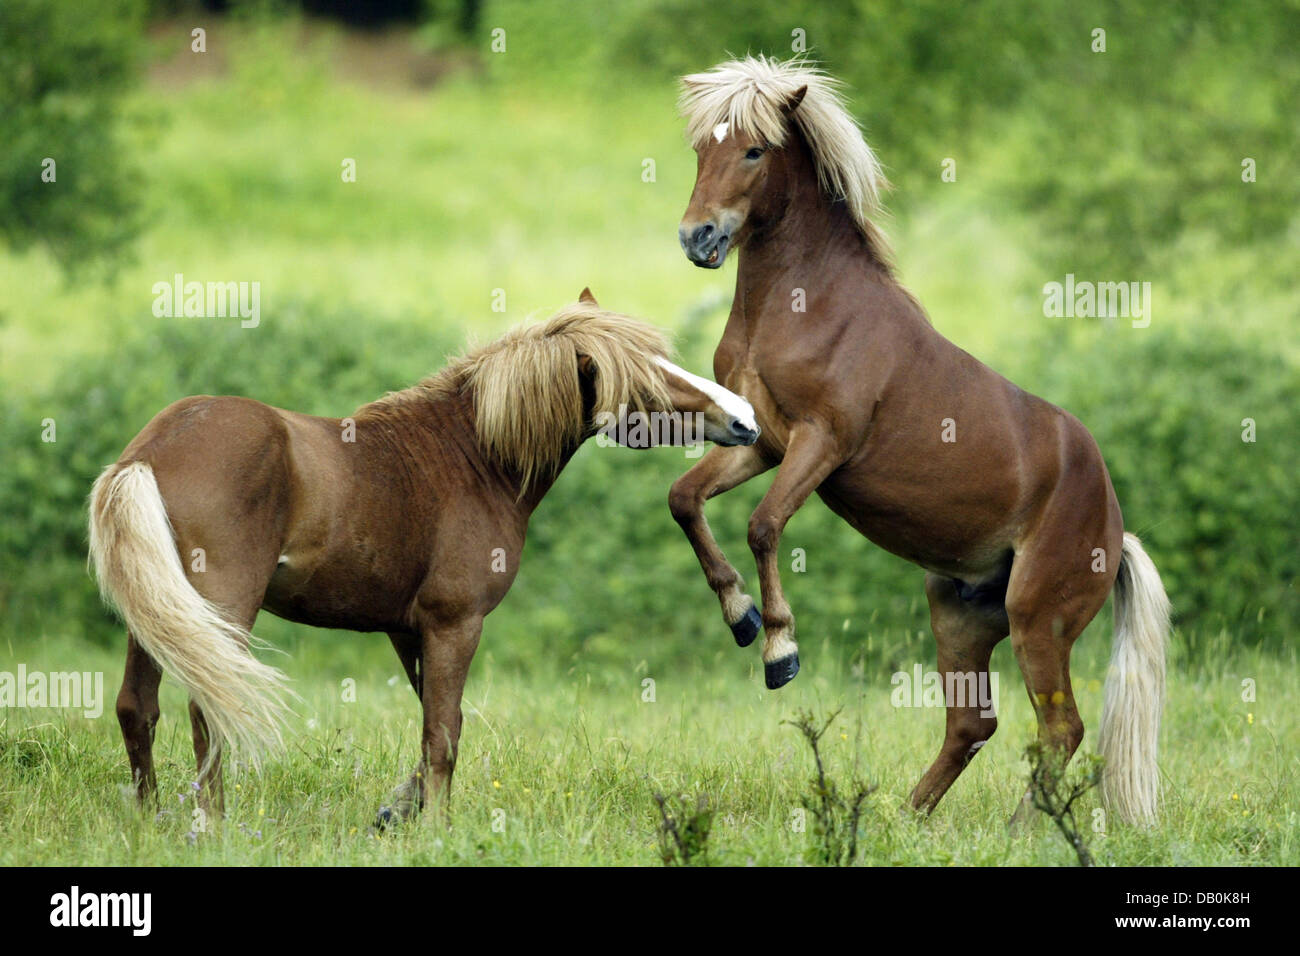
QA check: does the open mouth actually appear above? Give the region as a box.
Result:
[691,236,728,269]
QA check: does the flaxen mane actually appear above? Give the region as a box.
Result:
[364,305,672,491]
[679,55,891,263]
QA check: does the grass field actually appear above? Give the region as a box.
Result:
[1,16,1295,867]
[2,629,1294,866]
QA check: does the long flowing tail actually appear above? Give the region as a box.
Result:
[89,461,292,773]
[1098,531,1170,825]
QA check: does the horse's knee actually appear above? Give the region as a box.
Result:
[973,713,999,743]
[668,478,699,525]
[747,511,779,554]
[923,572,955,605]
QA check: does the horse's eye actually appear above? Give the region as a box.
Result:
[745,147,765,160]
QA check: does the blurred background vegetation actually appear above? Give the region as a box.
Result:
[1,0,1295,684]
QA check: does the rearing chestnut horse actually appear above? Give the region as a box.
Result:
[669,57,1170,824]
[90,291,758,823]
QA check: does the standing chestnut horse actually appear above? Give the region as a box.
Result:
[668,57,1170,824]
[91,291,758,824]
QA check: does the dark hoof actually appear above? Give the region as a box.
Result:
[764,653,800,690]
[375,806,394,831]
[730,604,763,647]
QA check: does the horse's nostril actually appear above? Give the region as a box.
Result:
[729,419,756,441]
[693,223,715,244]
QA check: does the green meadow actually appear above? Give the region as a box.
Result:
[3,633,1295,866]
[1,6,1296,865]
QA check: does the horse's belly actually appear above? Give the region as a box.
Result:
[261,560,414,633]
[815,474,1016,582]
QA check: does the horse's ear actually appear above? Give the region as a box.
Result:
[578,287,599,306]
[782,85,808,116]
[576,353,594,377]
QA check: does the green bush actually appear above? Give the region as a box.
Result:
[0,0,145,274]
[488,0,1300,278]
[1011,323,1298,651]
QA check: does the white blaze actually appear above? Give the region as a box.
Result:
[712,122,730,143]
[653,356,756,431]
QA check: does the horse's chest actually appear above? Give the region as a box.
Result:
[722,364,794,459]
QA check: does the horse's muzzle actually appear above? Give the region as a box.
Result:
[679,222,730,268]
[727,419,759,445]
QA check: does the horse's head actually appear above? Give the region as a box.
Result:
[574,288,759,447]
[677,56,890,270]
[677,86,805,269]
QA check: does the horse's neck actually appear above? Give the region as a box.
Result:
[511,444,579,515]
[357,390,536,514]
[737,140,888,317]
[435,390,581,515]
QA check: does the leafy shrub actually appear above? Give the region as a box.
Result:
[0,0,145,274]
[490,0,1300,277]
[1011,323,1298,652]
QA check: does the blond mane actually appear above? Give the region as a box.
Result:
[363,305,672,492]
[679,55,891,263]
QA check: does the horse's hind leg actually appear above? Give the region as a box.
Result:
[185,596,265,820]
[1004,534,1118,825]
[189,699,224,818]
[116,633,163,804]
[909,573,1009,814]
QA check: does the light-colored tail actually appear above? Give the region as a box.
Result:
[1098,531,1170,825]
[89,461,292,773]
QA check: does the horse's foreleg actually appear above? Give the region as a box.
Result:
[388,631,421,697]
[380,613,482,827]
[669,444,771,646]
[416,613,482,815]
[747,426,839,688]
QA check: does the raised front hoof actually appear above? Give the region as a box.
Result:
[764,652,800,690]
[730,605,763,647]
